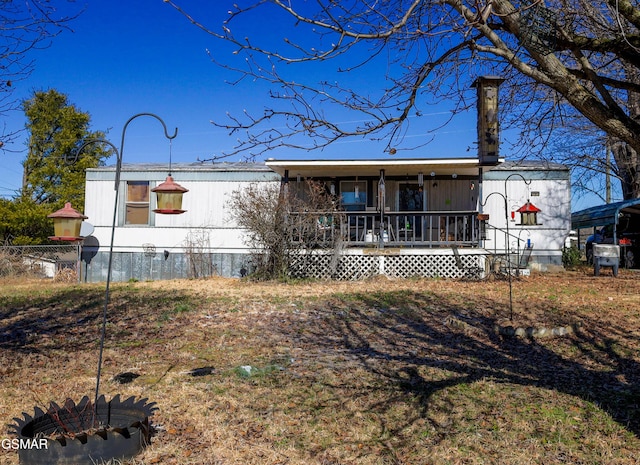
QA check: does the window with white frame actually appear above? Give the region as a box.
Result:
[125,181,150,225]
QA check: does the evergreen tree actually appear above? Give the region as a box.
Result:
[0,89,110,244]
[0,198,52,245]
[22,89,110,210]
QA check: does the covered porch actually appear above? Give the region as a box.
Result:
[267,157,487,249]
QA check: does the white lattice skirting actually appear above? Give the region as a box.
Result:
[289,248,488,280]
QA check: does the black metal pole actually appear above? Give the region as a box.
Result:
[73,113,178,418]
[481,191,512,321]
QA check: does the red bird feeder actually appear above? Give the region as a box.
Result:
[48,202,88,241]
[516,200,541,226]
[151,175,188,214]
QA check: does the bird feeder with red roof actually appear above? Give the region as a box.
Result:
[151,175,189,214]
[48,202,88,241]
[516,200,541,226]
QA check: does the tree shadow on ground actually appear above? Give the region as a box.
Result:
[0,286,193,354]
[289,288,640,442]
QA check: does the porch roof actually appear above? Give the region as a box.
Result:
[265,157,488,178]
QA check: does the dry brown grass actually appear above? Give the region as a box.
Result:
[1,269,640,464]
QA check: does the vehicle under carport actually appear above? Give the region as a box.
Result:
[571,198,640,269]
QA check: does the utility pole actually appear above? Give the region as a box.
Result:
[606,146,611,204]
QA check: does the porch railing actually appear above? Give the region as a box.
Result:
[289,211,481,248]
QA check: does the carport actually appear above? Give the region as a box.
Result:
[571,199,640,267]
[572,198,640,241]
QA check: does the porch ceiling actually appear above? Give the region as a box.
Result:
[265,157,484,178]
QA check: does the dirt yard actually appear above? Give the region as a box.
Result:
[1,269,639,464]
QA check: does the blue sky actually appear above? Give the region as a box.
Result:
[0,1,481,201]
[0,1,603,210]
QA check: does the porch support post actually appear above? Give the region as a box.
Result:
[281,169,289,198]
[478,166,484,247]
[378,169,386,249]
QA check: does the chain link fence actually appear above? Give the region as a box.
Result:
[0,245,80,281]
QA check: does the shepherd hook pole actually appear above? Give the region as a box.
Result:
[73,114,178,417]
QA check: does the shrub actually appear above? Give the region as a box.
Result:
[562,245,581,269]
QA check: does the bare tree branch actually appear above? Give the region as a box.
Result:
[168,0,640,198]
[0,1,81,149]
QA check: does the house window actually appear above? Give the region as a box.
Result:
[125,181,150,225]
[340,180,367,211]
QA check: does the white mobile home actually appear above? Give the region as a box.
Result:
[80,158,570,282]
[481,161,572,270]
[82,162,279,282]
[79,76,571,281]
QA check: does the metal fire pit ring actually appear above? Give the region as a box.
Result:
[9,395,157,465]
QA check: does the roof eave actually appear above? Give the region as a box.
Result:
[265,157,498,177]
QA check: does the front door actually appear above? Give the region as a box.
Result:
[399,184,424,211]
[399,183,425,232]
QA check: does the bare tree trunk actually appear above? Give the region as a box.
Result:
[610,143,640,199]
[611,63,640,200]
